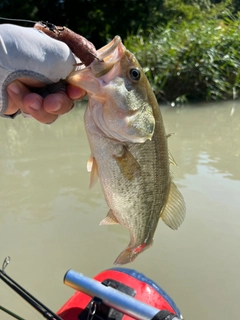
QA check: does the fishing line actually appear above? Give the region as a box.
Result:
[0,17,60,31]
[0,17,37,24]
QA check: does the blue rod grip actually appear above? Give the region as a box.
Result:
[64,269,160,320]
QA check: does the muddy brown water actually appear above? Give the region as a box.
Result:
[0,100,239,320]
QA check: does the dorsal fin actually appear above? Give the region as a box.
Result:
[166,133,175,139]
[168,151,178,166]
[160,181,186,230]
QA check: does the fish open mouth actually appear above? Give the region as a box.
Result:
[97,36,123,60]
[92,36,126,77]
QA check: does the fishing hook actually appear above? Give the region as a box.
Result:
[39,21,65,35]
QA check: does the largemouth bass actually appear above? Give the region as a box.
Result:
[67,36,186,265]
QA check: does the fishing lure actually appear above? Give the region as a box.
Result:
[34,21,100,66]
[0,17,99,66]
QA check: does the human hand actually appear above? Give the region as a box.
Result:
[6,80,86,124]
[0,24,86,123]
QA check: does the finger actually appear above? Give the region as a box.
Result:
[43,92,74,115]
[6,81,31,115]
[66,84,86,100]
[23,93,58,124]
[6,80,57,125]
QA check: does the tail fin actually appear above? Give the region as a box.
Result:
[114,242,152,265]
[114,248,138,265]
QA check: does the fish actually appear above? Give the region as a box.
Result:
[67,36,186,265]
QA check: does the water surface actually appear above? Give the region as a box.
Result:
[0,101,239,320]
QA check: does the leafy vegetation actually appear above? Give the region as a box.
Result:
[1,0,240,102]
[125,1,240,103]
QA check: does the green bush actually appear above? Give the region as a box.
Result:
[1,0,239,103]
[125,1,240,103]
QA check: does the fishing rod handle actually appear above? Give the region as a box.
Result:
[64,269,161,320]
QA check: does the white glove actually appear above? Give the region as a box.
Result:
[0,23,77,117]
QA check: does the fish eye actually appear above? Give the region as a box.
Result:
[129,68,141,81]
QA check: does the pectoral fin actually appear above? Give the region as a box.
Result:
[113,146,141,180]
[160,181,186,230]
[100,210,119,225]
[87,155,99,188]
